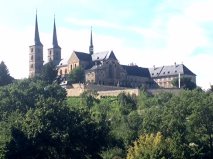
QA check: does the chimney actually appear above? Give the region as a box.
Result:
[153,65,155,70]
[174,62,176,67]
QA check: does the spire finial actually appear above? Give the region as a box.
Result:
[34,10,42,46]
[52,15,60,48]
[89,26,94,55]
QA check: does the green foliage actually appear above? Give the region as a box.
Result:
[67,66,85,83]
[0,78,213,158]
[117,92,137,114]
[80,90,99,109]
[0,79,66,120]
[0,61,14,86]
[100,147,125,159]
[127,132,171,159]
[0,79,109,158]
[172,77,196,90]
[39,62,58,84]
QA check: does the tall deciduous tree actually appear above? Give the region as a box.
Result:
[0,61,13,86]
[67,66,84,84]
[40,62,58,84]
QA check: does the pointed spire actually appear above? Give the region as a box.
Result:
[89,26,94,55]
[52,15,60,48]
[34,11,42,46]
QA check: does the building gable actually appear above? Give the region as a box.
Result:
[149,64,196,78]
[92,50,117,62]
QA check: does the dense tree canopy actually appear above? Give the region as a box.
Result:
[0,77,212,158]
[0,79,110,158]
[0,61,14,86]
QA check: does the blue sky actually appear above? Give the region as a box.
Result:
[0,0,213,89]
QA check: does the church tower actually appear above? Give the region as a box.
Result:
[89,27,94,55]
[47,17,61,65]
[29,12,43,78]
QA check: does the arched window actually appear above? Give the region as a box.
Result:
[65,69,67,74]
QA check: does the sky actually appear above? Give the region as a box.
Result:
[0,0,213,89]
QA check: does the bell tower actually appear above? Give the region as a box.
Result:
[47,16,61,66]
[29,12,43,78]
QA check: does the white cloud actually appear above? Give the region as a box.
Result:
[185,0,213,22]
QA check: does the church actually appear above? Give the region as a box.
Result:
[29,14,196,89]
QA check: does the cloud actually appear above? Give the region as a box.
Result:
[185,0,213,22]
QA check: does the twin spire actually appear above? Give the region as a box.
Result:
[34,13,94,53]
[34,12,60,49]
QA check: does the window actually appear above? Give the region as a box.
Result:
[65,69,67,74]
[60,70,62,75]
[31,55,33,61]
[30,64,33,68]
[70,65,72,70]
[31,48,33,52]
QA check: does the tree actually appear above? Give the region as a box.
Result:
[0,79,67,119]
[40,62,58,84]
[172,77,196,90]
[67,66,84,84]
[127,132,171,159]
[80,90,99,109]
[187,93,213,158]
[0,79,109,158]
[0,61,14,86]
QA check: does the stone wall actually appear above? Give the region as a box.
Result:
[98,89,140,97]
[66,83,182,97]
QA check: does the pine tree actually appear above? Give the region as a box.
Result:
[0,61,13,86]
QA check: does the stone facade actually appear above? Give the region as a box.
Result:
[29,13,43,78]
[58,50,152,88]
[29,14,196,89]
[149,64,196,88]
